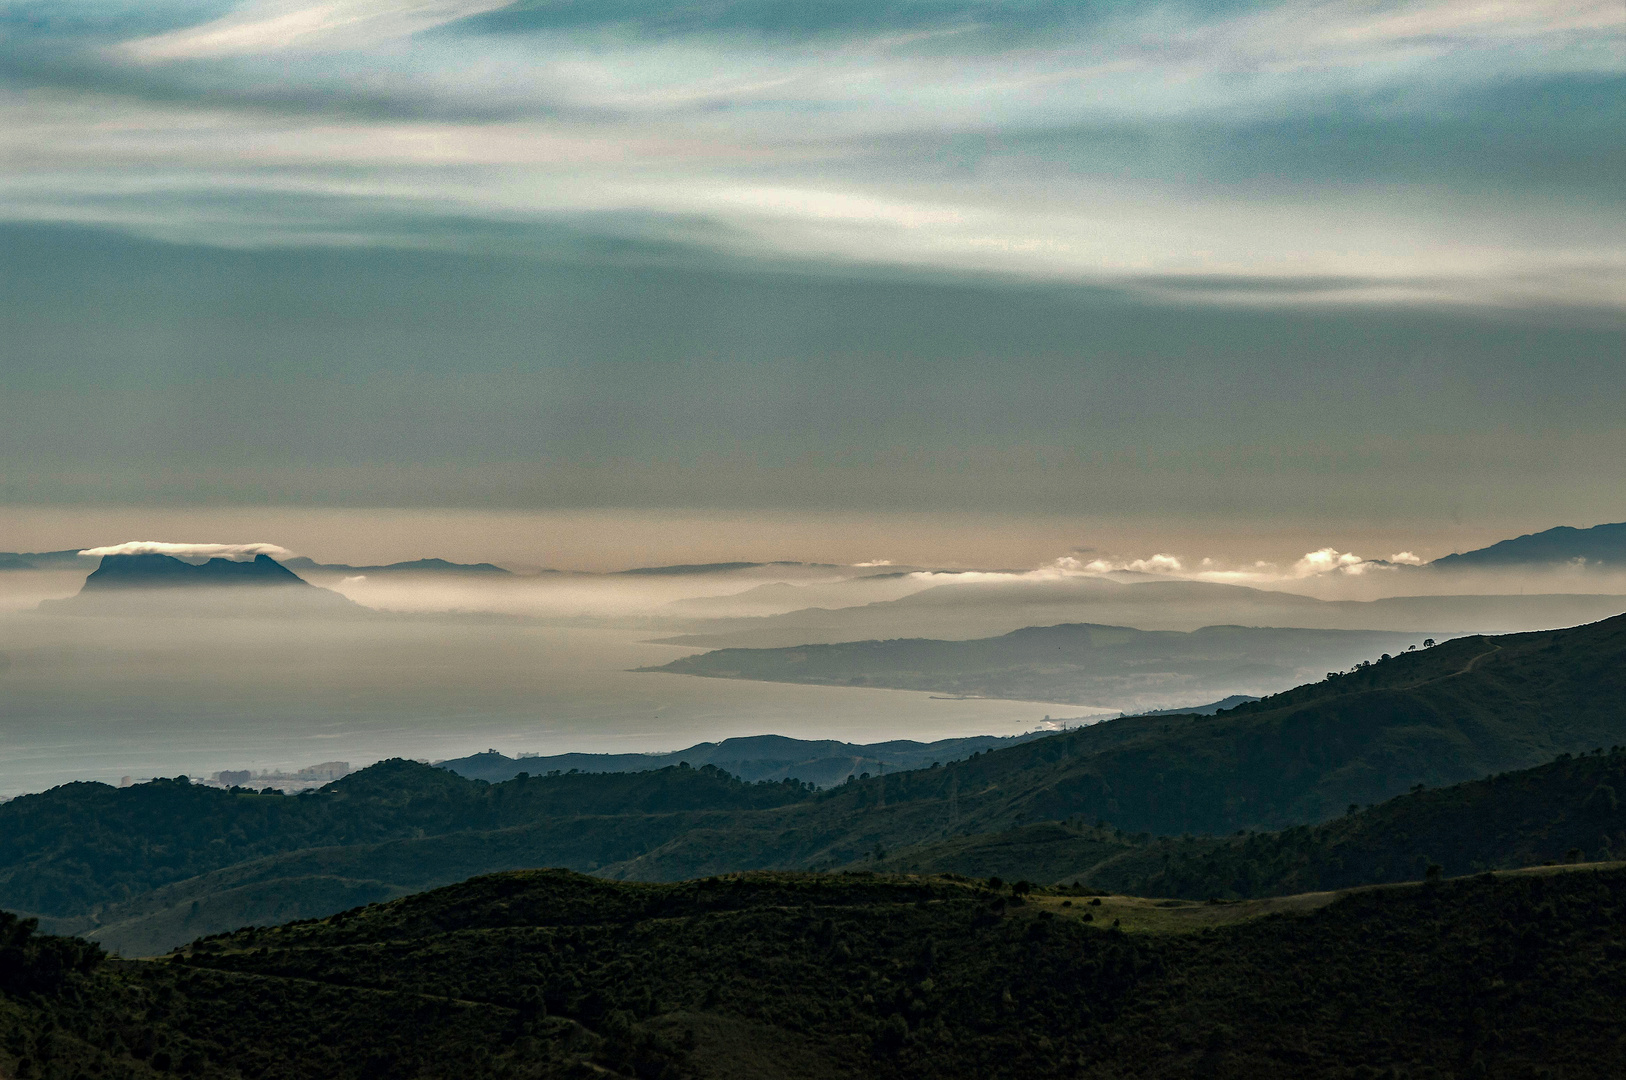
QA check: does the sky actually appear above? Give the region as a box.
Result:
[2,0,1623,566]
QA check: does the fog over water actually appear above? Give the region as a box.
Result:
[2,524,1623,798]
[0,565,1080,796]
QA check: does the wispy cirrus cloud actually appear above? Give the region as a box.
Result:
[0,0,1620,308]
[122,0,513,60]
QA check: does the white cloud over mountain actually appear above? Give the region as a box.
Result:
[79,541,296,561]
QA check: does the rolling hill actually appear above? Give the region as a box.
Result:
[607,613,1626,881]
[5,864,1625,1078]
[0,761,805,926]
[865,745,1626,893]
[1431,520,1626,569]
[438,730,1057,788]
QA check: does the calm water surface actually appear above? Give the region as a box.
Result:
[0,612,1076,796]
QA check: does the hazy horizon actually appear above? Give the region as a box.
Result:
[6,506,1626,584]
[3,0,1620,797]
[3,519,1624,796]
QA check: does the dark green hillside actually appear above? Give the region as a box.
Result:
[957,612,1626,834]
[5,866,1626,1078]
[869,747,1626,894]
[678,612,1626,847]
[859,819,1144,883]
[602,613,1626,874]
[1091,746,1626,899]
[0,761,807,919]
[70,807,831,957]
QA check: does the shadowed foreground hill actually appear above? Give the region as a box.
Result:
[3,866,1626,1078]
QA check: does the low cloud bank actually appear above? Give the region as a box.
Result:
[78,541,296,562]
[1066,546,1436,585]
[889,545,1436,593]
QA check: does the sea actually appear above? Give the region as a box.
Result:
[0,612,1075,797]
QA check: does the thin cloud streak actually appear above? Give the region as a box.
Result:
[122,0,514,60]
[0,0,1619,306]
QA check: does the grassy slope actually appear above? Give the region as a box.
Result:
[5,865,1626,1079]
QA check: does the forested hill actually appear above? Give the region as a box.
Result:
[0,761,807,919]
[866,746,1626,894]
[965,610,1626,833]
[438,730,1054,788]
[1089,746,1626,898]
[5,865,1626,1079]
[609,611,1626,882]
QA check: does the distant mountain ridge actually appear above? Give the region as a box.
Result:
[42,553,362,616]
[1130,694,1259,717]
[660,576,1626,645]
[0,549,95,570]
[614,560,842,575]
[81,553,310,590]
[643,622,1430,710]
[282,555,517,576]
[1431,520,1626,569]
[437,731,1058,788]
